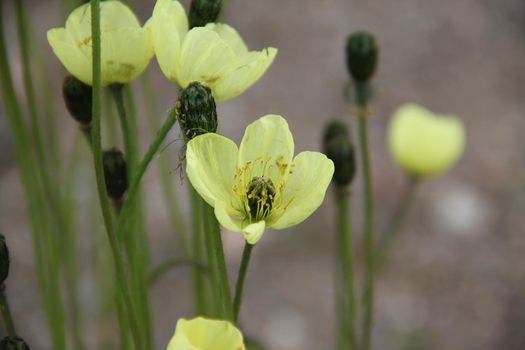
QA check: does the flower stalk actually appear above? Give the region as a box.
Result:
[203,203,234,321]
[233,242,254,323]
[376,177,419,269]
[89,1,143,348]
[335,187,358,350]
[358,100,375,350]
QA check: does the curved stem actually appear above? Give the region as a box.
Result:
[149,257,208,286]
[89,2,142,348]
[111,84,153,350]
[141,74,190,254]
[357,97,375,350]
[376,177,419,270]
[115,110,178,242]
[233,242,254,323]
[335,187,358,350]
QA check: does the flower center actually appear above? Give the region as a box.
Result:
[246,176,275,221]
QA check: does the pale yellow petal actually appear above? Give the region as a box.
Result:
[167,317,245,350]
[269,151,334,229]
[99,28,154,86]
[47,28,92,84]
[214,201,244,232]
[205,23,247,55]
[65,1,140,44]
[388,103,466,177]
[242,221,266,244]
[99,1,141,29]
[238,115,294,185]
[177,27,236,88]
[148,0,188,82]
[186,133,241,210]
[212,47,277,101]
[152,0,188,39]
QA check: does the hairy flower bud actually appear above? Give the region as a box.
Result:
[345,31,378,83]
[62,75,92,127]
[176,82,218,141]
[0,234,9,286]
[323,121,356,186]
[189,0,223,28]
[0,336,30,350]
[102,149,128,201]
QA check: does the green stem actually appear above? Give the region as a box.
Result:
[0,4,66,348]
[376,177,419,270]
[0,287,15,335]
[203,202,234,321]
[110,85,137,172]
[233,242,254,323]
[335,187,358,350]
[190,187,208,315]
[89,2,142,348]
[111,83,153,350]
[115,110,178,242]
[358,97,375,350]
[141,74,189,253]
[149,257,208,286]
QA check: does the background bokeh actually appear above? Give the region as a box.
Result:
[1,0,525,349]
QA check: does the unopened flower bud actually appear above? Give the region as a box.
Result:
[176,82,218,141]
[0,336,30,350]
[323,121,356,186]
[189,0,223,28]
[102,149,128,201]
[62,75,92,127]
[0,234,9,286]
[345,31,378,83]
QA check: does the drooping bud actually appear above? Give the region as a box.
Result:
[189,0,223,28]
[0,235,9,286]
[175,82,218,141]
[246,177,275,221]
[345,31,378,83]
[323,120,356,186]
[0,336,30,350]
[102,149,128,201]
[62,75,92,127]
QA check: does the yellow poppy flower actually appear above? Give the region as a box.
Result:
[148,0,277,102]
[388,103,466,177]
[167,317,245,350]
[47,1,154,86]
[186,115,334,244]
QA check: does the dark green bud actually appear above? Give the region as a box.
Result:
[176,82,218,141]
[0,234,9,285]
[247,177,275,221]
[0,337,30,350]
[62,75,92,127]
[102,149,128,201]
[323,121,356,186]
[345,31,378,83]
[189,0,223,28]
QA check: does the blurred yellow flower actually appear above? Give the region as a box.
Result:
[186,115,334,244]
[47,1,154,86]
[388,103,465,177]
[167,317,245,350]
[147,0,277,101]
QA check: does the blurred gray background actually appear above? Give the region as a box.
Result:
[1,0,525,349]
